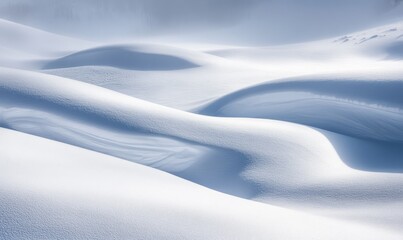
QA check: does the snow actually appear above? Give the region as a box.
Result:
[1,1,403,239]
[1,127,401,240]
[199,75,403,143]
[41,45,201,71]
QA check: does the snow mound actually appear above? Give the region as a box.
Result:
[42,45,200,71]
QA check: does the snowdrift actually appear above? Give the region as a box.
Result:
[2,127,401,240]
[42,45,200,71]
[1,67,403,224]
[200,75,403,143]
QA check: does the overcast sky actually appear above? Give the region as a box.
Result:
[0,0,402,44]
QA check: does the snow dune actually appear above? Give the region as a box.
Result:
[35,21,403,111]
[1,66,403,235]
[42,45,200,71]
[200,75,403,143]
[2,127,401,240]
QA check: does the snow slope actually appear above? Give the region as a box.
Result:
[2,127,402,240]
[0,18,90,70]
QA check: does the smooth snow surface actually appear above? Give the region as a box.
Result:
[1,1,403,239]
[2,128,402,240]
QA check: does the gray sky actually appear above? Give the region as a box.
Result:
[0,0,402,44]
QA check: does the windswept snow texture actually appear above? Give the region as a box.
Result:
[1,1,403,240]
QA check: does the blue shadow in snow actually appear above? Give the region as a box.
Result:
[321,130,403,173]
